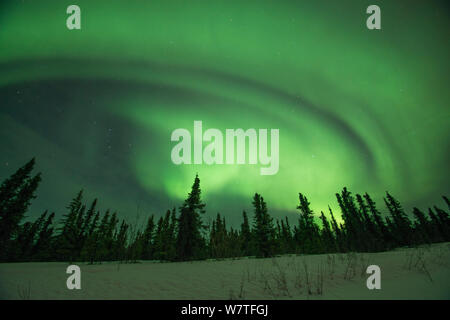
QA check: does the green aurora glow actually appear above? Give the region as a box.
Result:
[0,0,449,225]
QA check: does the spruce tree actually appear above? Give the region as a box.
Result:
[356,194,382,251]
[428,208,446,242]
[252,193,275,257]
[433,206,450,241]
[364,193,391,249]
[384,192,413,246]
[319,211,336,253]
[443,196,450,210]
[118,220,130,261]
[18,210,48,260]
[328,206,345,252]
[337,188,366,252]
[55,190,84,262]
[240,211,252,256]
[141,215,155,260]
[296,193,321,254]
[81,210,100,263]
[412,207,431,244]
[32,212,55,260]
[95,209,111,262]
[0,158,41,260]
[153,216,164,260]
[176,175,206,261]
[166,208,177,260]
[210,213,229,258]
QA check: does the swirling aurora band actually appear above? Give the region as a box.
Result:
[0,0,448,226]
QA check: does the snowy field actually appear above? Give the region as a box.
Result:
[0,243,449,300]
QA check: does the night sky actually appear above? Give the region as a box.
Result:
[0,0,449,227]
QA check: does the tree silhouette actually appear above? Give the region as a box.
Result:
[384,192,413,246]
[0,158,41,260]
[252,193,276,258]
[295,193,321,254]
[176,174,206,261]
[1,159,449,263]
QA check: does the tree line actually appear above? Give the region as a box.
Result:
[0,158,449,263]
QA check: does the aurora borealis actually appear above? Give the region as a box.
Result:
[0,0,449,226]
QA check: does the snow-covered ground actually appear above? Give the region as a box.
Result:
[0,243,449,300]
